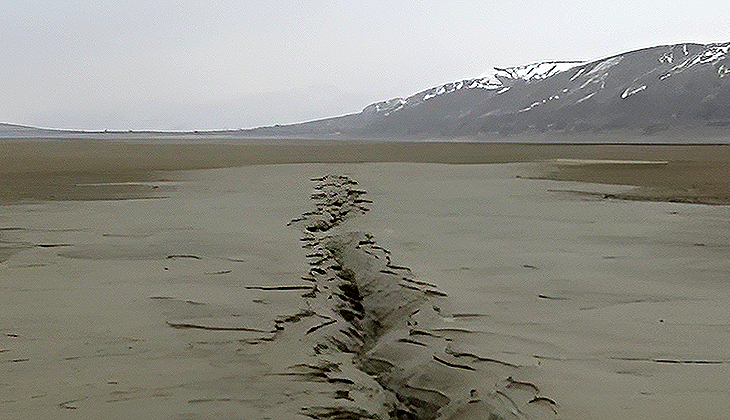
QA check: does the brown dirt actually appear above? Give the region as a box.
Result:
[1,139,728,205]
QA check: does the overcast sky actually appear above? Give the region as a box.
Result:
[2,1,729,130]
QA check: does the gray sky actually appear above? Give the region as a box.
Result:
[2,0,729,130]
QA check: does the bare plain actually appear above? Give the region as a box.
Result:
[1,139,729,420]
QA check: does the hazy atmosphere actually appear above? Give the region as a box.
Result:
[4,4,730,419]
[3,0,729,130]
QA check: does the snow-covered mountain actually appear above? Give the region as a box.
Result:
[361,61,584,116]
[250,41,730,140]
[4,41,730,142]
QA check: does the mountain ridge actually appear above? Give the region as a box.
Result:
[3,40,730,142]
[246,41,730,141]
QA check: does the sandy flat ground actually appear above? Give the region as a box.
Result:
[2,140,730,419]
[345,163,730,420]
[1,165,317,419]
[1,140,729,204]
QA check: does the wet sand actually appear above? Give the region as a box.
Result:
[2,139,730,419]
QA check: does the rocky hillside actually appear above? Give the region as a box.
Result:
[4,41,730,142]
[248,42,730,140]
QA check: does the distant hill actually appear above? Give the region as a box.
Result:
[4,41,730,143]
[0,123,249,140]
[0,123,70,138]
[246,41,730,142]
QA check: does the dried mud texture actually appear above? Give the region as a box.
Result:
[285,175,558,420]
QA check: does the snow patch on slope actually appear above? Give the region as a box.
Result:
[659,51,674,64]
[621,85,647,99]
[362,98,407,116]
[365,61,583,115]
[485,61,584,81]
[658,43,730,80]
[361,41,730,120]
[575,91,597,104]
